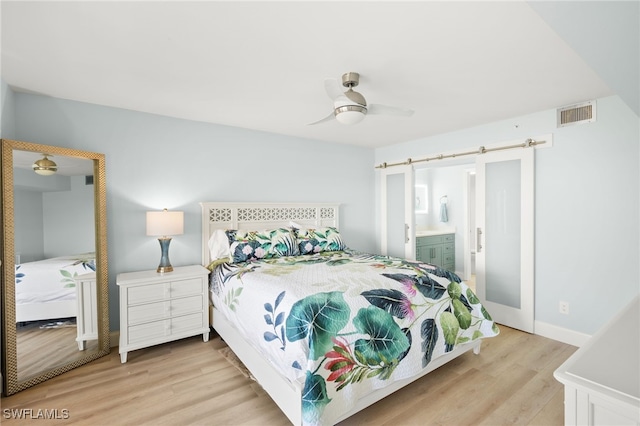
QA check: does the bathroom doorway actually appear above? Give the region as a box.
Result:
[414,162,476,283]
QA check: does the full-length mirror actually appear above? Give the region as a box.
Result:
[1,139,109,395]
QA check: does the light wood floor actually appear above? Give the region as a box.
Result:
[16,320,100,382]
[1,326,576,425]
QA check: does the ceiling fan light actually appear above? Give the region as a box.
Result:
[334,105,367,125]
[33,155,58,176]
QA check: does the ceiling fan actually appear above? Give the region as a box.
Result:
[309,72,414,125]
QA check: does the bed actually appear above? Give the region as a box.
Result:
[200,202,499,425]
[15,253,96,323]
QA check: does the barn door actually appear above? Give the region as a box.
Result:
[475,148,534,333]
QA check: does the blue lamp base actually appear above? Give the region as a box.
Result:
[157,237,174,273]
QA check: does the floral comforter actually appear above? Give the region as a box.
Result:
[210,249,499,425]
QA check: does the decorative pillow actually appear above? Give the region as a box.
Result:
[295,227,345,255]
[226,228,298,263]
[271,228,299,257]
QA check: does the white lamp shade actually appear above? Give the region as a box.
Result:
[333,98,366,125]
[33,168,57,176]
[335,110,365,125]
[146,210,184,237]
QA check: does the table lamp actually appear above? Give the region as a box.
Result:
[146,208,184,273]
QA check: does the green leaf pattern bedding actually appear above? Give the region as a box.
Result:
[210,249,499,425]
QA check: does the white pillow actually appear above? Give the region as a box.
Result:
[208,229,231,262]
[289,221,305,230]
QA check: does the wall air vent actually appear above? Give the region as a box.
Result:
[557,100,596,127]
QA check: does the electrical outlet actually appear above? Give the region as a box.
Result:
[559,301,569,315]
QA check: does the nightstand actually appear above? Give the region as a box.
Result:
[117,265,210,363]
[75,272,98,351]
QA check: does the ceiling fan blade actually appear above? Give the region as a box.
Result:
[324,78,344,100]
[368,103,414,117]
[307,111,335,125]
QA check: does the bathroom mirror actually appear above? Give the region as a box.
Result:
[1,139,109,396]
[415,185,428,213]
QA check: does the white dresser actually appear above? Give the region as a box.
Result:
[117,265,210,363]
[554,295,640,425]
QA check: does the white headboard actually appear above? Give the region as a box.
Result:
[200,202,340,265]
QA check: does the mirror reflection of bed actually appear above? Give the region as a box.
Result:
[12,149,99,382]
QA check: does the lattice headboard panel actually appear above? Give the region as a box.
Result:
[200,202,340,264]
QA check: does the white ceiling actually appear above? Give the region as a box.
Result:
[1,1,637,149]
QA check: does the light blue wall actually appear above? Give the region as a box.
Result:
[13,189,45,263]
[375,95,640,335]
[13,170,94,261]
[11,91,376,331]
[43,176,96,258]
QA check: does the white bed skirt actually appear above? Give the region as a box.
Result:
[16,300,77,323]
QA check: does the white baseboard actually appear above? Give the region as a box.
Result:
[535,320,591,347]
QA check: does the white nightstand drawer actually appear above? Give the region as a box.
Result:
[126,278,204,306]
[128,301,169,324]
[171,294,203,315]
[127,283,167,305]
[128,318,170,344]
[169,278,204,298]
[127,312,204,345]
[128,295,203,325]
[171,312,205,335]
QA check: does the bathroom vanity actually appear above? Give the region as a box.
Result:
[415,229,455,271]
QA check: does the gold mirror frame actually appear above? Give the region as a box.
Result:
[1,139,109,395]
